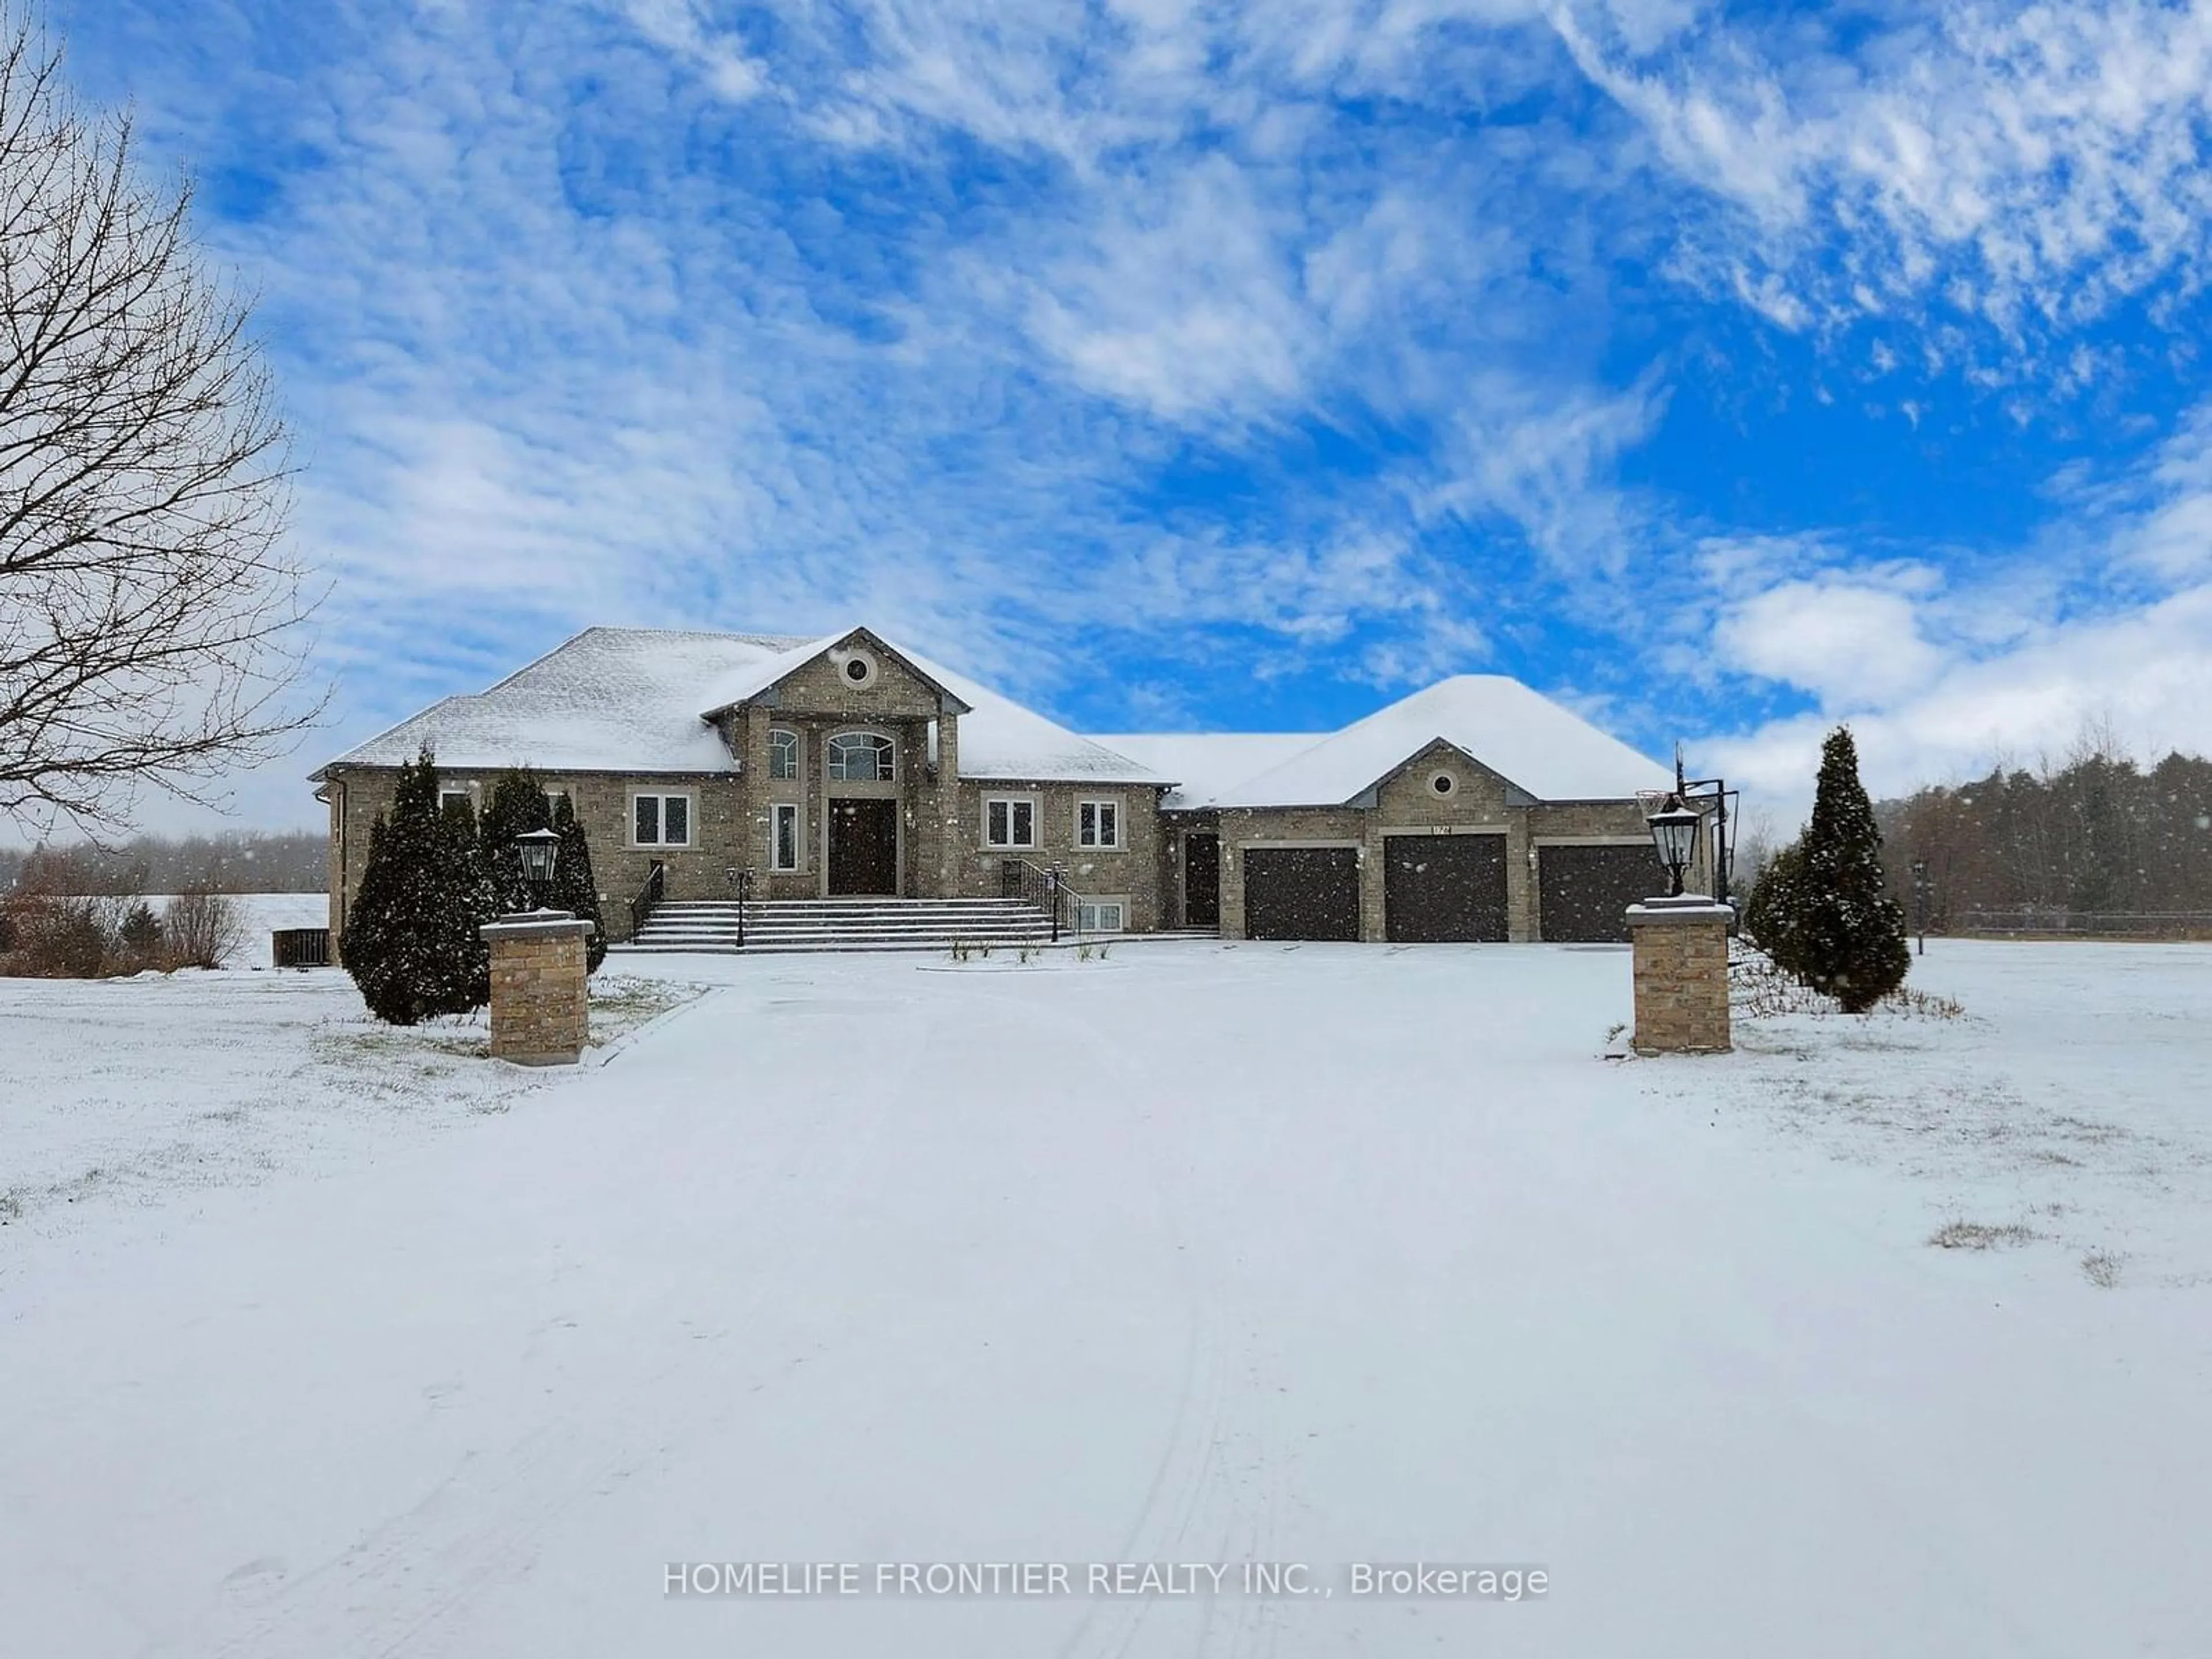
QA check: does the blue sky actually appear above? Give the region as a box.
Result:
[49,0,2212,834]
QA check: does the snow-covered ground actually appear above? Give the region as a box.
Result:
[0,963,717,1232]
[3,940,2210,1656]
[140,889,330,967]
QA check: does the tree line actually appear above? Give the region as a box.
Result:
[1874,744,2212,926]
[0,830,328,895]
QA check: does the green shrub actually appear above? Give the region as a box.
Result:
[341,749,496,1024]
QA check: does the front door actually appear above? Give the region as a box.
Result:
[1183,832,1220,927]
[828,798,899,895]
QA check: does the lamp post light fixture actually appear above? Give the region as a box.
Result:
[1645,794,1702,899]
[514,827,562,911]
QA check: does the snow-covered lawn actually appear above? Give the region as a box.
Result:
[3,940,2210,1656]
[0,964,717,1232]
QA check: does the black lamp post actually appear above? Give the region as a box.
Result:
[515,827,562,911]
[1646,794,1702,899]
[1911,857,1929,956]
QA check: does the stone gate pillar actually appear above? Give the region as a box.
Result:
[1626,895,1733,1055]
[480,911,596,1066]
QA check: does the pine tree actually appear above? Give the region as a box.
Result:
[340,749,495,1024]
[442,787,497,1009]
[479,767,553,915]
[548,791,608,973]
[1742,840,1809,980]
[1795,727,1911,1012]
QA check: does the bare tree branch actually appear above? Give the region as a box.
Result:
[0,7,321,834]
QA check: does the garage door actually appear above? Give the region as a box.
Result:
[1384,834,1508,942]
[1537,843,1660,942]
[1242,847,1360,941]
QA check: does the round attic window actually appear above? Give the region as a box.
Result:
[839,649,878,689]
[1430,770,1457,797]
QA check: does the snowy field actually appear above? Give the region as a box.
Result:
[0,961,717,1232]
[3,939,2210,1655]
[156,889,331,967]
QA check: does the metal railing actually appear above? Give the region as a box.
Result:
[726,866,754,949]
[998,857,1101,943]
[628,860,665,938]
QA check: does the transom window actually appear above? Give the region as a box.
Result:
[827,731,895,782]
[770,801,801,870]
[768,728,800,781]
[633,791,692,847]
[1077,798,1122,849]
[985,797,1036,849]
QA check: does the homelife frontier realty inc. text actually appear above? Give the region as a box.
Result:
[665,1562,1551,1600]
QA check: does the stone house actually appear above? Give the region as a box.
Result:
[310,624,1694,948]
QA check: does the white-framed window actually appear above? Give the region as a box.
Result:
[834,647,879,690]
[770,801,801,871]
[543,787,570,815]
[1077,798,1122,849]
[1075,897,1126,932]
[984,796,1037,849]
[768,729,800,781]
[438,787,472,815]
[827,731,895,782]
[632,790,694,847]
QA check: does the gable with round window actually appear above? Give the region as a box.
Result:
[834,647,879,690]
[827,730,895,782]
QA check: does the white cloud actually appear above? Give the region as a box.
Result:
[1556,0,2212,359]
[1703,581,2212,823]
[1021,158,1315,423]
[1696,402,2212,827]
[620,0,767,101]
[1715,579,1947,710]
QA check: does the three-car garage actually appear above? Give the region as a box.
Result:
[1234,835,1661,942]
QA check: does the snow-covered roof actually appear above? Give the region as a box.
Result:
[315,626,1169,786]
[891,645,1162,784]
[1207,676,1671,805]
[1087,733,1327,809]
[316,628,815,776]
[1094,677,1671,809]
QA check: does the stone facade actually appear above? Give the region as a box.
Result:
[1627,898,1733,1054]
[1188,743,1660,942]
[945,779,1172,932]
[321,767,747,944]
[316,630,1681,951]
[482,916,594,1065]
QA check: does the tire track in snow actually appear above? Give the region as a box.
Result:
[955,976,1292,1659]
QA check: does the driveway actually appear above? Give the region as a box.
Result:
[4,942,2208,1656]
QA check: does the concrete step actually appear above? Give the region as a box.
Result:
[646,925,1048,938]
[620,938,1067,956]
[623,895,1061,955]
[643,900,1044,913]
